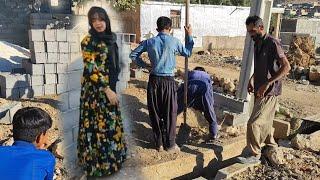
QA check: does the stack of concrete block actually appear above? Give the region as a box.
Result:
[0,73,32,99]
[20,29,83,97]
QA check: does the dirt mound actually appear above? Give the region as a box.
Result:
[286,36,316,68]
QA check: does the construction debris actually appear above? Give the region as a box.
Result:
[291,130,320,151]
[287,35,316,68]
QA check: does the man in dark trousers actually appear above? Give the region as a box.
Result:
[130,16,194,152]
[177,67,218,140]
[237,16,291,164]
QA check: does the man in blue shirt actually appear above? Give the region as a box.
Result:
[0,107,55,180]
[177,67,218,140]
[130,16,194,152]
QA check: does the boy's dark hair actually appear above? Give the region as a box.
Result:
[88,6,112,34]
[12,107,52,143]
[194,66,206,72]
[245,16,264,27]
[157,16,172,31]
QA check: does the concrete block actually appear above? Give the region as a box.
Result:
[19,87,34,98]
[45,63,57,74]
[0,73,31,89]
[0,88,20,99]
[69,42,80,53]
[56,63,68,74]
[45,74,57,84]
[68,53,83,71]
[213,92,249,113]
[68,90,81,109]
[66,30,78,42]
[28,29,44,41]
[119,72,130,81]
[30,51,47,64]
[29,41,46,52]
[47,53,58,63]
[67,70,82,91]
[32,85,45,97]
[44,84,57,95]
[62,130,74,148]
[57,92,69,112]
[223,111,250,126]
[57,73,67,84]
[72,126,79,142]
[214,162,260,180]
[56,84,68,94]
[0,101,21,124]
[59,107,80,132]
[59,53,69,64]
[44,29,56,41]
[273,119,290,139]
[116,81,128,94]
[46,42,58,53]
[31,75,44,86]
[58,42,69,53]
[56,29,67,42]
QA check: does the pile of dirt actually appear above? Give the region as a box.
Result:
[286,35,316,68]
[233,148,320,180]
[190,54,242,71]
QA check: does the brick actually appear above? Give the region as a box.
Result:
[214,162,260,180]
[47,53,58,63]
[273,119,290,139]
[31,75,44,86]
[56,63,68,74]
[56,84,68,94]
[56,29,67,41]
[46,42,58,53]
[58,42,69,53]
[31,85,44,97]
[44,84,57,95]
[30,51,47,64]
[67,71,82,91]
[69,42,80,53]
[45,74,57,84]
[24,61,45,75]
[67,30,77,42]
[29,41,46,52]
[59,53,69,64]
[44,29,56,41]
[45,64,57,74]
[68,90,81,109]
[28,29,44,41]
[68,53,83,71]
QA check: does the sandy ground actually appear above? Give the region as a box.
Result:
[0,96,66,180]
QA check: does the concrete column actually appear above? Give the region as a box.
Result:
[236,0,274,101]
[274,13,282,39]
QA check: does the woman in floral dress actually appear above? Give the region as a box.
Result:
[77,6,126,177]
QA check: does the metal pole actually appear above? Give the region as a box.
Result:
[183,0,190,124]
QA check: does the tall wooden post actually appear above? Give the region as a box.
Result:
[183,0,190,124]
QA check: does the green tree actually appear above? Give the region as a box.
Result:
[72,0,141,11]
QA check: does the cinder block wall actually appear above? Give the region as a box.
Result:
[0,0,31,48]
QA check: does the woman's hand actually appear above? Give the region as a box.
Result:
[104,87,119,106]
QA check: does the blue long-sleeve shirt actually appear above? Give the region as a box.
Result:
[0,141,55,180]
[129,32,194,76]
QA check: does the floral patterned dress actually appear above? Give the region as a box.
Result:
[78,34,126,177]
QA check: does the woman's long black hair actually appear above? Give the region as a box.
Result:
[88,6,112,35]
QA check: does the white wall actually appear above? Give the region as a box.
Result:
[140,2,250,47]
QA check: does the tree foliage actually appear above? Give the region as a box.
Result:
[72,0,141,11]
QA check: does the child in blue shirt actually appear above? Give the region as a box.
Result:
[0,107,55,180]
